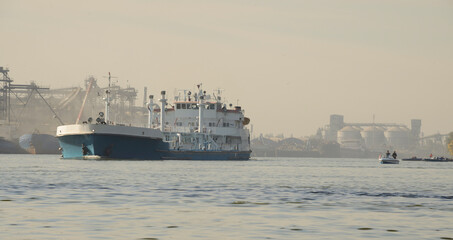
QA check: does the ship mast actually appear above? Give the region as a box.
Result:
[105,72,112,124]
[147,94,154,128]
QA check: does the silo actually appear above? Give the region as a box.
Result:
[338,126,363,149]
[361,126,386,150]
[330,114,344,131]
[411,119,421,138]
[325,114,344,142]
[385,126,409,149]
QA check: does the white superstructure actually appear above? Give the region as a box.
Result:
[148,84,251,152]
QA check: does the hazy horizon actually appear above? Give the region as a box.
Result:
[1,0,452,137]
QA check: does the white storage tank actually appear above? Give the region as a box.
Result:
[361,126,387,150]
[338,126,363,149]
[385,126,409,149]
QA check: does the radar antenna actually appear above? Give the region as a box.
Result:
[102,72,118,124]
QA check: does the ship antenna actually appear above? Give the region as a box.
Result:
[103,72,117,124]
[106,72,111,123]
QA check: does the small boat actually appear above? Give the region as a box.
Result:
[423,157,449,162]
[402,156,423,161]
[379,155,399,164]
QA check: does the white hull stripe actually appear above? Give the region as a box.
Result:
[56,124,164,139]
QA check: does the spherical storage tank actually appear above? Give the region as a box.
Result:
[361,126,386,150]
[338,126,362,149]
[384,126,409,149]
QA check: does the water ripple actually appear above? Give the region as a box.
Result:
[1,156,453,240]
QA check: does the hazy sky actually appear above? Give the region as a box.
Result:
[1,0,452,137]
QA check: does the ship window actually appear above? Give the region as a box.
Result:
[182,104,187,109]
[176,103,181,109]
[208,104,215,110]
[191,104,198,109]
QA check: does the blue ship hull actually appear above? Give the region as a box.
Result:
[161,150,251,160]
[58,134,167,160]
[58,134,250,160]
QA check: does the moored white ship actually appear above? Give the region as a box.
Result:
[56,80,251,160]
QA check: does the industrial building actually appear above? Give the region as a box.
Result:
[322,114,425,152]
[0,67,148,153]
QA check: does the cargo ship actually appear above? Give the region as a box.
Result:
[56,81,251,160]
[0,136,28,154]
[19,133,60,154]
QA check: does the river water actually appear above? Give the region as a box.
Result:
[1,155,452,240]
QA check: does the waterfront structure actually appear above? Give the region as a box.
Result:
[0,68,144,154]
[337,126,363,150]
[361,126,387,151]
[321,114,422,153]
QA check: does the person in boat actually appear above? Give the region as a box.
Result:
[392,151,397,159]
[386,150,390,158]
